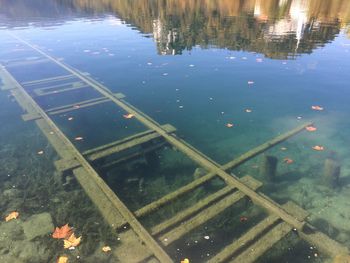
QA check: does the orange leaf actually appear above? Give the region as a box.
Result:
[311,105,324,111]
[57,256,68,263]
[64,233,82,249]
[283,158,294,164]
[5,211,19,222]
[52,224,73,239]
[102,246,111,252]
[305,126,317,132]
[312,145,325,151]
[123,113,134,119]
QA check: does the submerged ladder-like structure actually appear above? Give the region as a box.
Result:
[0,34,348,263]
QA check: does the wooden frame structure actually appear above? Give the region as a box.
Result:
[0,34,348,262]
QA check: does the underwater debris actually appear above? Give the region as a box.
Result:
[240,216,248,222]
[68,117,74,121]
[247,81,254,85]
[245,109,252,113]
[74,137,84,141]
[5,211,19,222]
[52,224,73,239]
[123,113,134,119]
[37,150,44,155]
[226,123,234,128]
[312,145,325,151]
[102,246,111,252]
[57,256,68,263]
[311,105,324,111]
[64,233,82,249]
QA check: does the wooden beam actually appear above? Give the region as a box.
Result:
[229,201,309,263]
[55,158,81,173]
[151,186,233,236]
[158,176,262,246]
[33,83,89,97]
[5,58,50,68]
[46,97,110,115]
[230,221,292,263]
[21,74,75,86]
[21,112,42,121]
[84,124,176,162]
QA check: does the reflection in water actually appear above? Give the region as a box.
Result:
[1,0,350,58]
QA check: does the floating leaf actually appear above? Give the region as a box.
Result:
[57,256,68,263]
[306,126,317,132]
[102,246,111,252]
[247,81,254,85]
[74,137,84,141]
[245,109,252,113]
[226,123,234,128]
[37,150,44,155]
[64,233,82,249]
[312,145,325,151]
[311,105,324,111]
[181,259,190,263]
[283,158,294,164]
[123,113,134,119]
[5,211,19,222]
[52,224,73,239]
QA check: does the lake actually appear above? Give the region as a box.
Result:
[0,1,350,262]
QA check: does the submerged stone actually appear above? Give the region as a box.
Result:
[22,212,54,240]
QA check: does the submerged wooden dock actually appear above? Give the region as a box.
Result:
[0,34,348,262]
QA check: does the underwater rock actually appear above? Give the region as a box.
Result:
[10,240,50,262]
[22,212,54,240]
[2,188,21,199]
[323,158,340,188]
[0,219,24,243]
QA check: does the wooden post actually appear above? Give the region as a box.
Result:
[260,155,278,182]
[324,158,340,188]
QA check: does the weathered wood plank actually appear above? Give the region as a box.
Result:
[208,215,280,263]
[230,222,292,263]
[5,58,50,68]
[21,74,75,86]
[46,97,110,115]
[84,124,176,161]
[158,176,262,246]
[21,112,42,121]
[151,186,233,236]
[55,158,81,173]
[34,83,89,96]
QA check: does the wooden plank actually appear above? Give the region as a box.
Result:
[151,186,233,236]
[55,158,81,173]
[5,58,50,68]
[158,176,262,246]
[208,215,280,263]
[84,124,176,162]
[114,93,126,99]
[228,201,309,263]
[21,74,75,86]
[33,80,86,95]
[46,97,110,115]
[33,83,89,97]
[1,65,173,263]
[21,112,42,121]
[100,142,167,170]
[230,222,292,263]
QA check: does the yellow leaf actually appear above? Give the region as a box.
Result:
[102,246,111,252]
[63,233,82,249]
[57,256,68,263]
[5,211,19,222]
